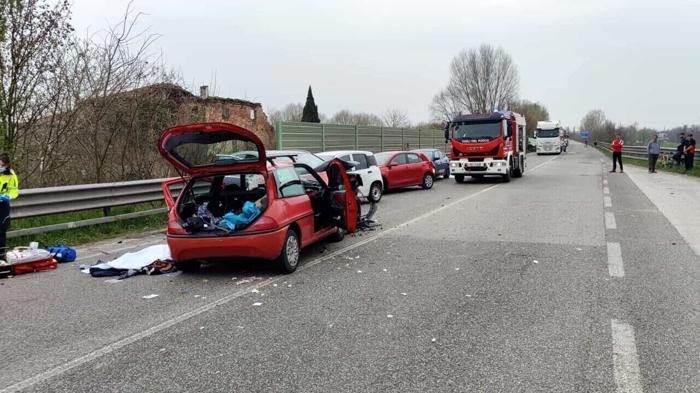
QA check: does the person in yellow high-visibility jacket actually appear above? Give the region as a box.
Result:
[0,153,19,261]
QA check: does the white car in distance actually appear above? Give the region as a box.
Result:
[317,150,384,203]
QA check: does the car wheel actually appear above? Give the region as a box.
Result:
[443,168,450,179]
[176,260,201,272]
[502,166,512,183]
[422,173,434,189]
[455,174,465,183]
[368,181,383,203]
[278,229,300,274]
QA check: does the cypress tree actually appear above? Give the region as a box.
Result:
[301,86,320,123]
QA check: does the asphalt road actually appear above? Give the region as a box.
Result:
[1,144,698,392]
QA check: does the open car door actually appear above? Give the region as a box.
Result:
[326,159,359,233]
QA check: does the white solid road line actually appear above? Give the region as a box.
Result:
[604,186,610,194]
[611,319,644,393]
[605,212,617,230]
[604,196,612,208]
[607,242,625,278]
[0,156,562,393]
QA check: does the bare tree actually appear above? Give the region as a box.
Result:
[430,43,519,121]
[383,108,410,128]
[70,3,164,183]
[0,0,73,155]
[330,110,383,127]
[580,109,616,142]
[268,103,304,125]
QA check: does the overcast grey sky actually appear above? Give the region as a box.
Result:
[71,0,700,130]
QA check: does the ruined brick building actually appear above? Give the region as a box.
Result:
[151,83,275,147]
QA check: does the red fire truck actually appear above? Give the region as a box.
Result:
[444,111,527,183]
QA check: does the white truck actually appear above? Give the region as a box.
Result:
[535,120,562,155]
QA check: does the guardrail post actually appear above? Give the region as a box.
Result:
[321,124,326,151]
[402,128,406,150]
[418,128,421,148]
[354,125,359,150]
[380,127,384,152]
[103,207,111,216]
[275,120,282,149]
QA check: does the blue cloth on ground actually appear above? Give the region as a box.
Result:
[218,201,261,230]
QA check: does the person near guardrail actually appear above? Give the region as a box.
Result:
[0,153,19,261]
[609,134,624,173]
[673,133,688,166]
[647,134,661,173]
[685,134,696,172]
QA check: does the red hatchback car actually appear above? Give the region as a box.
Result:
[159,123,358,273]
[375,151,436,191]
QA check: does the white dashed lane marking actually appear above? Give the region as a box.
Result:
[605,212,617,230]
[604,186,610,194]
[611,319,644,393]
[607,242,625,278]
[604,196,612,208]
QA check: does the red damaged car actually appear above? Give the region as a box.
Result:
[375,151,436,191]
[159,123,358,273]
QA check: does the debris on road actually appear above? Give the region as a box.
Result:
[533,260,539,264]
[400,292,407,296]
[142,294,159,299]
[382,268,388,272]
[251,289,260,294]
[431,338,437,343]
[235,277,260,285]
[357,270,362,273]
[387,314,393,318]
[252,302,263,306]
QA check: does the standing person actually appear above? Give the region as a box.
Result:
[647,133,661,173]
[685,134,696,172]
[0,153,19,261]
[609,133,624,173]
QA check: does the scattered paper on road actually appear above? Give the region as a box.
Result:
[142,294,159,299]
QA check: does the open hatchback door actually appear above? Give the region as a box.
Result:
[325,160,359,233]
[158,122,267,176]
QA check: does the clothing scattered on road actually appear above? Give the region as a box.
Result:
[81,244,176,279]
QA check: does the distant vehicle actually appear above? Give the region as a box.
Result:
[445,111,527,183]
[374,151,436,191]
[159,123,359,274]
[317,150,384,203]
[535,120,562,155]
[412,148,450,179]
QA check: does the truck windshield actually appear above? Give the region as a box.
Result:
[452,121,501,142]
[536,129,560,138]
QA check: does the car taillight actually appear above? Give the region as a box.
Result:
[246,216,279,232]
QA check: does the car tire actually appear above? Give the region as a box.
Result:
[277,229,301,274]
[421,173,434,189]
[443,168,450,179]
[455,174,465,183]
[176,260,201,272]
[502,166,512,183]
[368,181,383,203]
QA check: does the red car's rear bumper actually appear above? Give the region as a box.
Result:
[167,227,287,261]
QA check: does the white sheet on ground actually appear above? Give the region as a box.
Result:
[104,244,171,270]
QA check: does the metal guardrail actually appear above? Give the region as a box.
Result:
[597,144,698,162]
[7,178,187,239]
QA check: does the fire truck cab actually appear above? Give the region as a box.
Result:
[445,111,527,183]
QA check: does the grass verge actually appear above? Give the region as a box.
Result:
[9,202,167,249]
